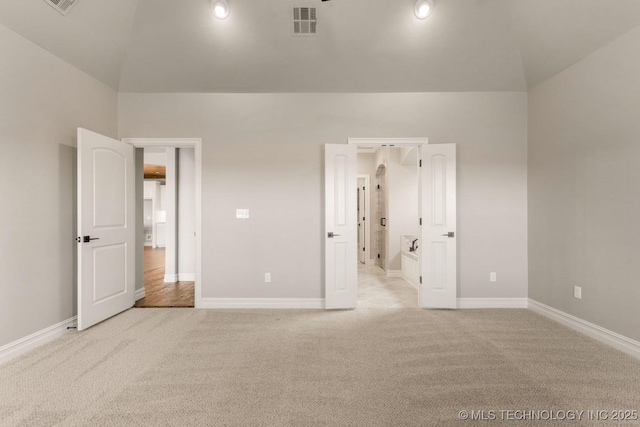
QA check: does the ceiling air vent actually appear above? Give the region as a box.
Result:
[43,0,79,16]
[292,7,317,37]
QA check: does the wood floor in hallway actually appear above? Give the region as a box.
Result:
[134,247,194,308]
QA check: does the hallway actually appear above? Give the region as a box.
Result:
[134,247,194,308]
[358,264,418,308]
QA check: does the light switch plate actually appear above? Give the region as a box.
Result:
[236,209,250,219]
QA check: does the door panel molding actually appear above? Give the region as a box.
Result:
[78,128,135,330]
[325,144,358,309]
[420,143,457,308]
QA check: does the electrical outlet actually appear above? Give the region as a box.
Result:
[574,286,582,299]
[490,272,497,282]
[265,273,271,283]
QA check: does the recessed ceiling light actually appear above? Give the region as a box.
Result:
[211,0,230,20]
[415,0,434,19]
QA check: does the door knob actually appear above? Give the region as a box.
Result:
[77,236,100,243]
[327,232,340,238]
[442,232,455,238]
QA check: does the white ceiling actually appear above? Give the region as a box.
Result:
[1,0,640,92]
[0,0,138,88]
[508,1,640,88]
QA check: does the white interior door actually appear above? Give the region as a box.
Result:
[357,178,365,264]
[77,128,135,330]
[419,143,457,308]
[325,144,357,309]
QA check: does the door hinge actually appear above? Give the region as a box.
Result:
[362,247,365,252]
[419,159,422,167]
[419,218,422,226]
[420,276,422,284]
[377,254,380,259]
[377,184,380,189]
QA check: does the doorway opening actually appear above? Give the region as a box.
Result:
[123,138,203,309]
[356,145,420,308]
[324,138,456,310]
[137,245,195,307]
[134,147,195,307]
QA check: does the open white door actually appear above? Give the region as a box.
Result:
[77,128,135,330]
[419,143,457,308]
[325,144,358,309]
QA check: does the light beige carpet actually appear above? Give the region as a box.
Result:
[1,308,639,426]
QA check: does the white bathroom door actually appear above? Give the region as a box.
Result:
[325,144,358,309]
[77,128,135,330]
[419,143,457,309]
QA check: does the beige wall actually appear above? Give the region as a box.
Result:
[528,26,640,341]
[119,92,528,301]
[383,147,419,272]
[178,148,196,278]
[0,24,118,347]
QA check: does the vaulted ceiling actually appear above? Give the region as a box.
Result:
[2,0,640,92]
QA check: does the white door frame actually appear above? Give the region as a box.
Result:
[350,138,431,147]
[122,138,203,309]
[357,174,371,265]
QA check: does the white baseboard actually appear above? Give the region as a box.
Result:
[0,316,77,365]
[386,270,403,278]
[178,273,195,281]
[134,287,146,301]
[164,274,178,283]
[201,298,325,309]
[457,298,528,309]
[528,299,640,360]
[402,274,419,289]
